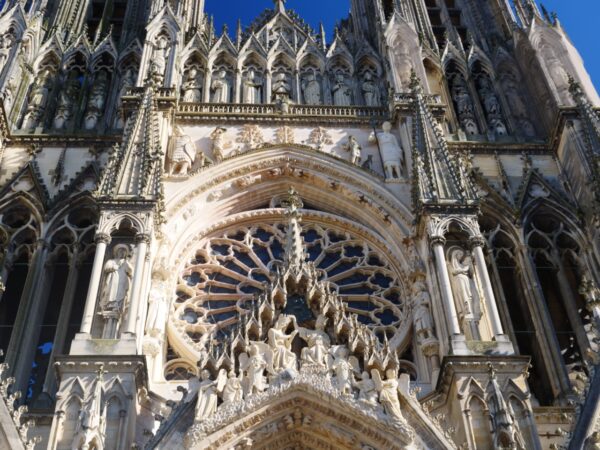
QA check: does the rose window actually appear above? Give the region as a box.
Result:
[173,221,408,351]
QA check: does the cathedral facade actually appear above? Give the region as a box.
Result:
[0,0,599,448]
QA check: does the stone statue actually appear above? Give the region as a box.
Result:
[182,68,203,103]
[239,342,270,396]
[115,68,136,128]
[343,135,362,165]
[99,245,133,339]
[221,371,243,406]
[23,70,52,130]
[0,34,12,73]
[194,369,226,422]
[145,280,169,337]
[150,36,169,82]
[369,121,404,179]
[170,127,198,175]
[301,72,321,104]
[298,314,330,368]
[361,72,380,107]
[72,368,104,449]
[211,70,230,103]
[268,315,298,374]
[451,76,475,116]
[332,72,352,106]
[84,71,109,130]
[54,73,80,130]
[330,346,357,395]
[450,248,479,337]
[584,431,600,450]
[478,77,501,115]
[411,280,434,342]
[372,369,405,425]
[272,72,291,101]
[355,371,378,406]
[2,75,16,112]
[243,69,262,104]
[210,126,230,162]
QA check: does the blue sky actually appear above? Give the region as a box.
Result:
[206,0,599,90]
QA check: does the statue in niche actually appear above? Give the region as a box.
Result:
[411,280,435,342]
[330,346,358,395]
[150,35,170,82]
[490,118,507,136]
[449,248,479,337]
[477,77,501,115]
[301,71,321,104]
[298,314,330,367]
[243,69,262,104]
[332,72,352,106]
[355,370,378,406]
[84,70,109,130]
[23,70,52,129]
[268,315,298,374]
[211,70,230,103]
[99,244,133,339]
[194,369,226,422]
[221,371,243,406]
[182,68,203,102]
[369,121,405,180]
[361,71,380,107]
[210,126,231,162]
[115,68,136,128]
[0,34,12,73]
[451,76,475,116]
[170,126,198,175]
[239,342,270,396]
[372,369,405,425]
[272,72,291,101]
[145,280,169,337]
[54,72,80,130]
[2,75,16,112]
[343,135,362,165]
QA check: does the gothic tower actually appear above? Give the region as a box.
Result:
[0,0,598,449]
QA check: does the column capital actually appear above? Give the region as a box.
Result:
[135,233,152,245]
[95,233,112,245]
[429,235,446,248]
[468,235,486,250]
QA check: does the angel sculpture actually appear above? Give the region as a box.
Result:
[330,346,360,395]
[239,342,272,396]
[371,368,405,425]
[195,369,227,422]
[354,371,379,406]
[298,314,331,368]
[221,371,243,406]
[268,315,299,376]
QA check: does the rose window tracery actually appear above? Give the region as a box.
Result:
[173,221,408,351]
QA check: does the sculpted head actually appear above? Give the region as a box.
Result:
[382,121,392,133]
[113,244,130,259]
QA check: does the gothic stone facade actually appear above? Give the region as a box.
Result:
[0,0,599,449]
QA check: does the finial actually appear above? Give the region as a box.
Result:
[273,0,286,13]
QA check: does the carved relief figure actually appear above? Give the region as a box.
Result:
[298,314,330,367]
[84,71,109,130]
[210,126,230,162]
[330,346,357,394]
[221,371,243,406]
[99,245,133,339]
[372,369,405,425]
[170,127,198,175]
[145,280,169,337]
[355,371,378,406]
[243,69,263,104]
[150,35,170,82]
[268,315,298,374]
[411,280,435,342]
[369,121,404,179]
[361,71,380,107]
[72,369,104,449]
[344,135,362,165]
[182,68,203,102]
[194,369,226,422]
[23,70,52,129]
[332,72,352,106]
[301,71,321,104]
[272,72,291,101]
[211,70,230,103]
[239,343,269,395]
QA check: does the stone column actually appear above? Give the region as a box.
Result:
[431,236,462,336]
[234,69,242,103]
[80,233,111,334]
[265,70,272,104]
[470,236,505,337]
[203,69,212,103]
[124,233,150,336]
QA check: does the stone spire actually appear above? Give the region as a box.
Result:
[410,72,477,215]
[273,0,286,14]
[282,187,306,273]
[98,81,164,201]
[570,76,600,157]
